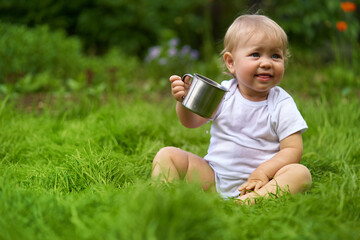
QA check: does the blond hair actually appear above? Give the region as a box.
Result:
[221,14,290,60]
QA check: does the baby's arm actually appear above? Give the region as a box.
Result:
[239,131,303,195]
[170,75,209,128]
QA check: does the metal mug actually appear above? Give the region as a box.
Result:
[181,73,228,118]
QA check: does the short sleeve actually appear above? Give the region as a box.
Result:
[269,88,308,141]
[274,98,308,140]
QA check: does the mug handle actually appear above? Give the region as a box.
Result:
[181,74,194,99]
[181,73,193,82]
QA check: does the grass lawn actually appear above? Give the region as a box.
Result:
[0,91,359,239]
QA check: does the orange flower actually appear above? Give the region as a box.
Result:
[336,21,348,32]
[340,2,356,12]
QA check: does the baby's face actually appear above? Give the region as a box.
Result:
[224,34,285,101]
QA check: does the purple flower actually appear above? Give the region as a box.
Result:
[168,47,177,57]
[145,46,161,62]
[168,38,180,47]
[180,45,191,55]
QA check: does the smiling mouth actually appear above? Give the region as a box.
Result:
[255,74,273,81]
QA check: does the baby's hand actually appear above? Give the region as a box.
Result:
[169,75,191,102]
[238,169,269,196]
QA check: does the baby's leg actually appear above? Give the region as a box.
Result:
[152,147,215,191]
[238,163,312,203]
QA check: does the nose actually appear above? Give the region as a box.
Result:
[259,57,271,69]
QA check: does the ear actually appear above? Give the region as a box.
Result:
[223,52,236,74]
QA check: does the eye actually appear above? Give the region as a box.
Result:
[272,54,282,59]
[250,53,260,57]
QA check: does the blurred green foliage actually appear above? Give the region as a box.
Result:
[263,0,360,69]
[0,22,83,80]
[263,0,346,45]
[0,21,140,96]
[0,0,210,56]
[1,0,359,58]
[0,0,358,99]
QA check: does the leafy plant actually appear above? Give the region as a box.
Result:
[0,0,211,56]
[0,22,141,96]
[0,21,84,81]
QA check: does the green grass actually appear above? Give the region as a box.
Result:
[0,93,359,240]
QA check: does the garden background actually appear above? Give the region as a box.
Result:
[0,0,359,239]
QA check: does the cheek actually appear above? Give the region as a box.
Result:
[236,61,254,76]
[277,66,285,77]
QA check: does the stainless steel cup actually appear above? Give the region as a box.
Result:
[181,73,228,118]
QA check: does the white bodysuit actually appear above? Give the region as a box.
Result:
[204,79,308,198]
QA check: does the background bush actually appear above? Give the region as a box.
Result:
[0,21,83,81]
[0,21,141,95]
[1,0,358,59]
[0,0,211,57]
[0,0,358,98]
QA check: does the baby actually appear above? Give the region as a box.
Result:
[152,14,312,203]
